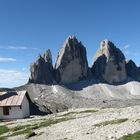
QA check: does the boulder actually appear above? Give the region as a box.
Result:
[91,39,127,84]
[55,35,88,84]
[126,60,138,81]
[29,49,54,84]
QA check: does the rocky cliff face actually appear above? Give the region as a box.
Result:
[91,39,127,84]
[29,49,54,84]
[54,35,88,84]
[126,60,140,81]
[28,36,140,85]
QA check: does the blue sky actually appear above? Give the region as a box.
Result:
[0,0,140,88]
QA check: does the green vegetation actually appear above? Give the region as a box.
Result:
[0,117,76,140]
[61,109,98,117]
[0,126,9,140]
[79,109,98,113]
[0,125,9,135]
[94,118,128,127]
[34,117,75,128]
[0,136,5,140]
[118,131,140,140]
[60,112,78,116]
[10,128,32,137]
[11,124,31,132]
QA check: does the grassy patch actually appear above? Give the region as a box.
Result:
[60,112,78,117]
[0,136,5,140]
[0,117,76,139]
[35,117,75,128]
[11,124,31,132]
[94,118,128,127]
[61,109,98,117]
[79,109,98,113]
[118,131,140,140]
[11,118,71,132]
[0,125,9,135]
[10,128,32,137]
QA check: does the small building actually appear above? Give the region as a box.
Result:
[0,91,30,119]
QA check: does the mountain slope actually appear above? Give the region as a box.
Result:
[21,81,140,113]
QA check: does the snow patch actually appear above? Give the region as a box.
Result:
[52,85,58,93]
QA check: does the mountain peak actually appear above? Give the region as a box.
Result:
[64,35,79,47]
[43,49,52,64]
[29,37,140,85]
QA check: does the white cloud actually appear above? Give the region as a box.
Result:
[0,69,29,88]
[124,44,130,49]
[0,57,16,62]
[123,44,140,56]
[0,46,38,50]
[8,46,28,50]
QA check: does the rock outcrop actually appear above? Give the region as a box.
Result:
[91,39,127,84]
[25,81,140,113]
[29,49,54,84]
[55,36,88,84]
[28,36,140,85]
[126,60,140,81]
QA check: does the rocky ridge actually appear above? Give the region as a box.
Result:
[91,39,127,84]
[126,60,140,81]
[29,49,54,84]
[29,36,140,85]
[55,35,89,84]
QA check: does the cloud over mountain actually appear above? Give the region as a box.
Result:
[0,69,29,88]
